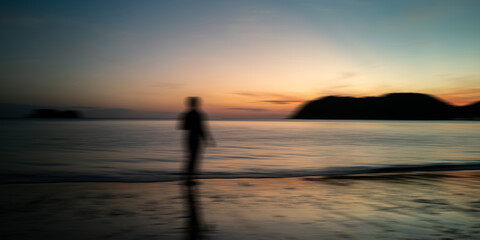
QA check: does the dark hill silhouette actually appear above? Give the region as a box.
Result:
[291,93,480,120]
[460,101,480,119]
[28,109,83,119]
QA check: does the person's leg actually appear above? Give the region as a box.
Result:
[187,139,199,180]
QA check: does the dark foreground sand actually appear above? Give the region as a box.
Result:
[2,171,480,239]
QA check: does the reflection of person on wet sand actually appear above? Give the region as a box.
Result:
[179,97,215,184]
[183,185,204,240]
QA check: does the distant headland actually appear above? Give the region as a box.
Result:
[291,93,480,120]
[28,109,83,119]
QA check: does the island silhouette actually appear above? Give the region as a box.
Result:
[28,109,83,119]
[291,93,480,120]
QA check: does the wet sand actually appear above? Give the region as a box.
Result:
[2,171,480,239]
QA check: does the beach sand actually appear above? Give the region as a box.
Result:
[2,171,480,239]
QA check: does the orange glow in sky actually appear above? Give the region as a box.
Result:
[1,1,479,118]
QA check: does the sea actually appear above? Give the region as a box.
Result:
[1,119,479,183]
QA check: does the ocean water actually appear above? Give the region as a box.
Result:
[1,119,479,183]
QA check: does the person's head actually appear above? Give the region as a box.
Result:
[186,97,201,110]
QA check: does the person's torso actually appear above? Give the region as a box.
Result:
[185,111,203,137]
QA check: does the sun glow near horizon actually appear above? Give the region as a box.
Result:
[1,0,479,118]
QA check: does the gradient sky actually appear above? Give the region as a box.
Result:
[1,0,479,118]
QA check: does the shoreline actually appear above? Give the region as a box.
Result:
[2,170,480,239]
[3,167,480,185]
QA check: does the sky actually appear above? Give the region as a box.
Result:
[1,0,479,119]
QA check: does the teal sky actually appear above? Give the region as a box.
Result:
[1,0,479,118]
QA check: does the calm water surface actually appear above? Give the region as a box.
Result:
[1,120,479,183]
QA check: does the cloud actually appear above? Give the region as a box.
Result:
[233,92,306,104]
[226,108,266,112]
[423,75,480,105]
[443,75,480,86]
[234,92,260,97]
[437,88,480,106]
[331,72,358,81]
[261,100,303,104]
[233,74,357,105]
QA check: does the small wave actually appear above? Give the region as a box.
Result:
[2,161,480,184]
[198,161,480,180]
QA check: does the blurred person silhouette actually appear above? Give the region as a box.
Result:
[179,97,215,184]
